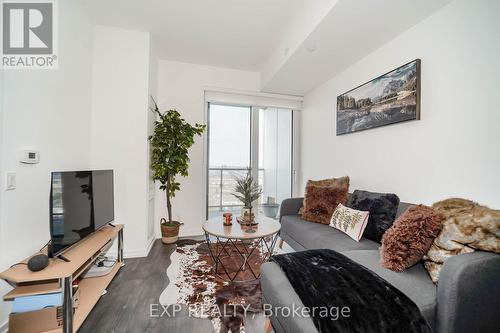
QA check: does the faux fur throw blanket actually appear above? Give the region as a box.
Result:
[271,250,431,333]
[424,198,500,283]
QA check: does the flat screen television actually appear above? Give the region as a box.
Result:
[49,170,114,258]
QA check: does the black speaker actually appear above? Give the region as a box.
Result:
[27,254,49,272]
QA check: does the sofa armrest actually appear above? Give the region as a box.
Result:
[279,198,304,221]
[436,251,500,333]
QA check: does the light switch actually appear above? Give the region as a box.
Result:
[6,172,16,190]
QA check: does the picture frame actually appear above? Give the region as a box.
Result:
[336,59,421,135]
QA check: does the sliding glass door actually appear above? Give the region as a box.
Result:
[207,103,293,219]
[207,104,252,216]
[258,108,293,207]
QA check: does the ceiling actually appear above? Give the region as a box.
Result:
[82,0,454,95]
[81,0,308,71]
[262,0,454,95]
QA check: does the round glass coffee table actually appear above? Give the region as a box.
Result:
[202,215,281,282]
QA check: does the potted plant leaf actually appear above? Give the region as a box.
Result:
[232,171,262,224]
[149,99,206,244]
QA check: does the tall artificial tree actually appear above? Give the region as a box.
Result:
[149,99,206,224]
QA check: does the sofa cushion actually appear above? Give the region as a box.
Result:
[341,250,437,328]
[281,215,379,251]
[347,190,400,243]
[299,176,349,224]
[381,205,444,272]
[301,176,350,225]
[261,262,318,333]
[396,201,412,218]
[307,176,350,188]
[329,203,370,241]
[424,198,500,283]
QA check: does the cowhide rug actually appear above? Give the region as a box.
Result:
[160,239,283,332]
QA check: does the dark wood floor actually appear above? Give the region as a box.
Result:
[79,240,214,333]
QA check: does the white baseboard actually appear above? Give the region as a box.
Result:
[109,236,156,259]
[143,236,156,256]
[106,236,156,259]
[179,234,204,241]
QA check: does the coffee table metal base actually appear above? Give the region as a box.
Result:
[204,232,279,282]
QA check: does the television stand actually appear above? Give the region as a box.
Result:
[0,224,124,333]
[57,254,71,263]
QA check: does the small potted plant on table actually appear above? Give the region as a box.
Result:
[232,171,262,228]
[149,99,206,244]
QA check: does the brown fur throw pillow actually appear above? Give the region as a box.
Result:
[301,176,349,224]
[423,198,500,283]
[307,177,350,188]
[380,205,444,272]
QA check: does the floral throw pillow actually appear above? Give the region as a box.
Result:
[330,203,370,242]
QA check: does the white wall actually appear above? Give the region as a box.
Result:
[300,0,500,207]
[0,0,94,327]
[0,54,7,333]
[155,60,260,237]
[147,40,160,244]
[90,26,153,257]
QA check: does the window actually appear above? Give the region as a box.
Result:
[207,103,293,218]
[258,107,293,206]
[208,104,251,213]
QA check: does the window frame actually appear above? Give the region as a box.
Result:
[205,102,295,219]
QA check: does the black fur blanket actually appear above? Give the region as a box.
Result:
[270,250,431,333]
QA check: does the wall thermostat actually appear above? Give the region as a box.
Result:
[21,150,40,164]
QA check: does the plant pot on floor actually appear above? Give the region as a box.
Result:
[261,203,280,219]
[160,218,182,244]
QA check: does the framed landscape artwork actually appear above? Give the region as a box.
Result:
[336,59,421,135]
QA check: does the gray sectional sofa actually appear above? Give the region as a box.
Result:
[261,197,500,333]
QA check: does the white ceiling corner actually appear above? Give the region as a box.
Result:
[81,0,454,95]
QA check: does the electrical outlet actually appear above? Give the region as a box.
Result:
[6,172,16,190]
